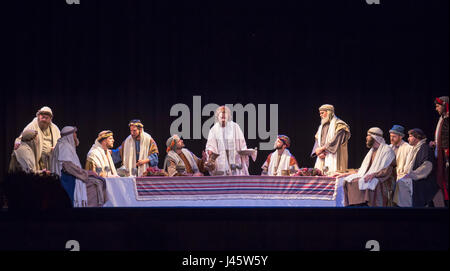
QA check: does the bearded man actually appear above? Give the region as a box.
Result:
[261,135,299,176]
[111,119,159,177]
[311,104,350,175]
[341,127,396,207]
[14,106,61,170]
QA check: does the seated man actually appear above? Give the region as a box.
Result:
[261,135,299,176]
[51,126,107,207]
[9,129,50,175]
[395,128,439,207]
[111,119,159,177]
[389,124,412,180]
[85,130,118,177]
[341,127,396,207]
[163,134,207,177]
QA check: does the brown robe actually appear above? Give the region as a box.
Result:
[343,150,396,207]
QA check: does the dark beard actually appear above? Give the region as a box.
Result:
[275,145,283,150]
[366,138,374,149]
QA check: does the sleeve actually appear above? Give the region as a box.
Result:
[85,159,96,171]
[148,153,159,167]
[192,153,206,173]
[290,156,300,170]
[374,160,395,182]
[62,161,89,182]
[324,129,347,154]
[310,140,319,158]
[167,160,178,177]
[261,154,271,170]
[409,145,433,181]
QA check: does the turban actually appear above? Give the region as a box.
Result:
[277,135,291,148]
[435,96,449,114]
[408,128,426,140]
[36,106,53,117]
[389,125,405,137]
[129,119,144,128]
[21,129,38,142]
[368,127,385,144]
[61,126,77,137]
[319,104,335,113]
[166,134,180,153]
[97,130,113,142]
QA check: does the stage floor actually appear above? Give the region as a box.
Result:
[0,207,447,251]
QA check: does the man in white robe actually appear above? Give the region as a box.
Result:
[311,104,350,175]
[388,124,412,180]
[85,130,118,177]
[205,105,256,176]
[341,127,396,206]
[14,106,61,170]
[261,135,299,176]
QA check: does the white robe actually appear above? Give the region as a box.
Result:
[390,140,412,180]
[122,131,153,177]
[51,133,87,207]
[314,116,338,174]
[206,121,250,176]
[344,140,395,191]
[86,140,118,177]
[267,149,294,176]
[16,117,60,167]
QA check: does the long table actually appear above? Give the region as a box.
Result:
[103,175,345,207]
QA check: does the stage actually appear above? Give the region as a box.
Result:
[0,207,447,251]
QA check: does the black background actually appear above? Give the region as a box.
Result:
[2,0,448,179]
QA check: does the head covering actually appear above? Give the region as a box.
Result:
[277,135,291,148]
[319,104,335,113]
[61,126,77,137]
[166,134,181,153]
[36,106,53,118]
[21,129,38,142]
[389,125,405,137]
[215,105,232,122]
[435,96,449,114]
[367,127,385,144]
[97,130,113,142]
[408,128,426,140]
[129,119,144,129]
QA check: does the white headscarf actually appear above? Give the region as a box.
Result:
[344,127,395,190]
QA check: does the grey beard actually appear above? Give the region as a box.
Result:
[321,118,330,125]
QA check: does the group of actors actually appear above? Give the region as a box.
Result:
[8,97,449,208]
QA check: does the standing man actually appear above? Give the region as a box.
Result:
[311,104,351,175]
[111,120,159,177]
[429,96,449,206]
[14,106,61,170]
[205,105,256,176]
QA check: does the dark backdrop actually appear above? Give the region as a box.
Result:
[2,0,449,180]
